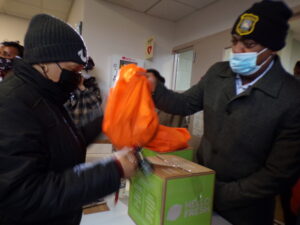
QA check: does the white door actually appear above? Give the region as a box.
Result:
[173,49,194,91]
[172,49,195,134]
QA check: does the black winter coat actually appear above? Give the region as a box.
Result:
[0,59,121,225]
[153,56,300,225]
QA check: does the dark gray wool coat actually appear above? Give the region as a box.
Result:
[153,56,300,225]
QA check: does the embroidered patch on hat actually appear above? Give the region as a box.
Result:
[78,49,87,63]
[236,13,259,36]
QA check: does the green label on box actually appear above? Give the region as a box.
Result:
[164,174,214,225]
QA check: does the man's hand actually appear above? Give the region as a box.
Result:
[145,71,157,92]
[114,147,138,178]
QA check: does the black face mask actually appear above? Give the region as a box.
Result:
[56,63,81,94]
[0,57,13,77]
[39,63,82,104]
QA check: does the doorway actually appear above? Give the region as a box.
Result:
[173,49,194,91]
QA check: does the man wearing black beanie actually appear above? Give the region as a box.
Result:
[0,14,137,225]
[146,1,300,225]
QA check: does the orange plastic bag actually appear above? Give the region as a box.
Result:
[145,125,190,153]
[102,64,190,152]
[103,64,159,149]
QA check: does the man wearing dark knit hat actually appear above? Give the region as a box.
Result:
[147,1,300,225]
[0,14,137,225]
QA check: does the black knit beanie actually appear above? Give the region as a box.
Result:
[231,0,293,51]
[24,14,87,65]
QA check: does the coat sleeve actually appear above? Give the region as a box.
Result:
[0,102,121,222]
[214,102,300,211]
[80,115,103,144]
[152,63,219,116]
[153,81,203,116]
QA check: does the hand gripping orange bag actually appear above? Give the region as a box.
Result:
[102,64,190,152]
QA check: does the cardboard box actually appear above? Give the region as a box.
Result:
[85,143,113,162]
[142,147,194,161]
[128,155,215,225]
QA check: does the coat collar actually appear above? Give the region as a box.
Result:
[218,55,287,100]
[218,64,236,100]
[252,56,286,98]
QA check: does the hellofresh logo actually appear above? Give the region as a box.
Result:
[167,196,210,221]
[167,204,182,221]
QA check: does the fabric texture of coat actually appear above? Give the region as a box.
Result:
[0,59,121,225]
[153,56,300,225]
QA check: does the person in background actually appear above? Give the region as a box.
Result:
[280,188,297,225]
[146,68,188,128]
[294,61,300,79]
[290,179,300,225]
[292,61,300,225]
[0,44,3,55]
[0,41,24,81]
[147,1,300,225]
[0,41,24,58]
[65,56,103,141]
[279,60,300,225]
[0,14,137,225]
[0,53,13,81]
[283,60,300,225]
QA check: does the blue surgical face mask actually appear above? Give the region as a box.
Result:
[229,48,269,76]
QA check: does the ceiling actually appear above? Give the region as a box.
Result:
[0,0,74,21]
[103,0,218,22]
[106,0,300,40]
[0,0,218,22]
[1,0,299,33]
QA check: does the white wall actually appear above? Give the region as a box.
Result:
[278,31,294,73]
[67,0,84,28]
[0,13,29,44]
[279,34,300,74]
[290,39,300,73]
[174,0,300,47]
[82,0,175,103]
[277,30,300,74]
